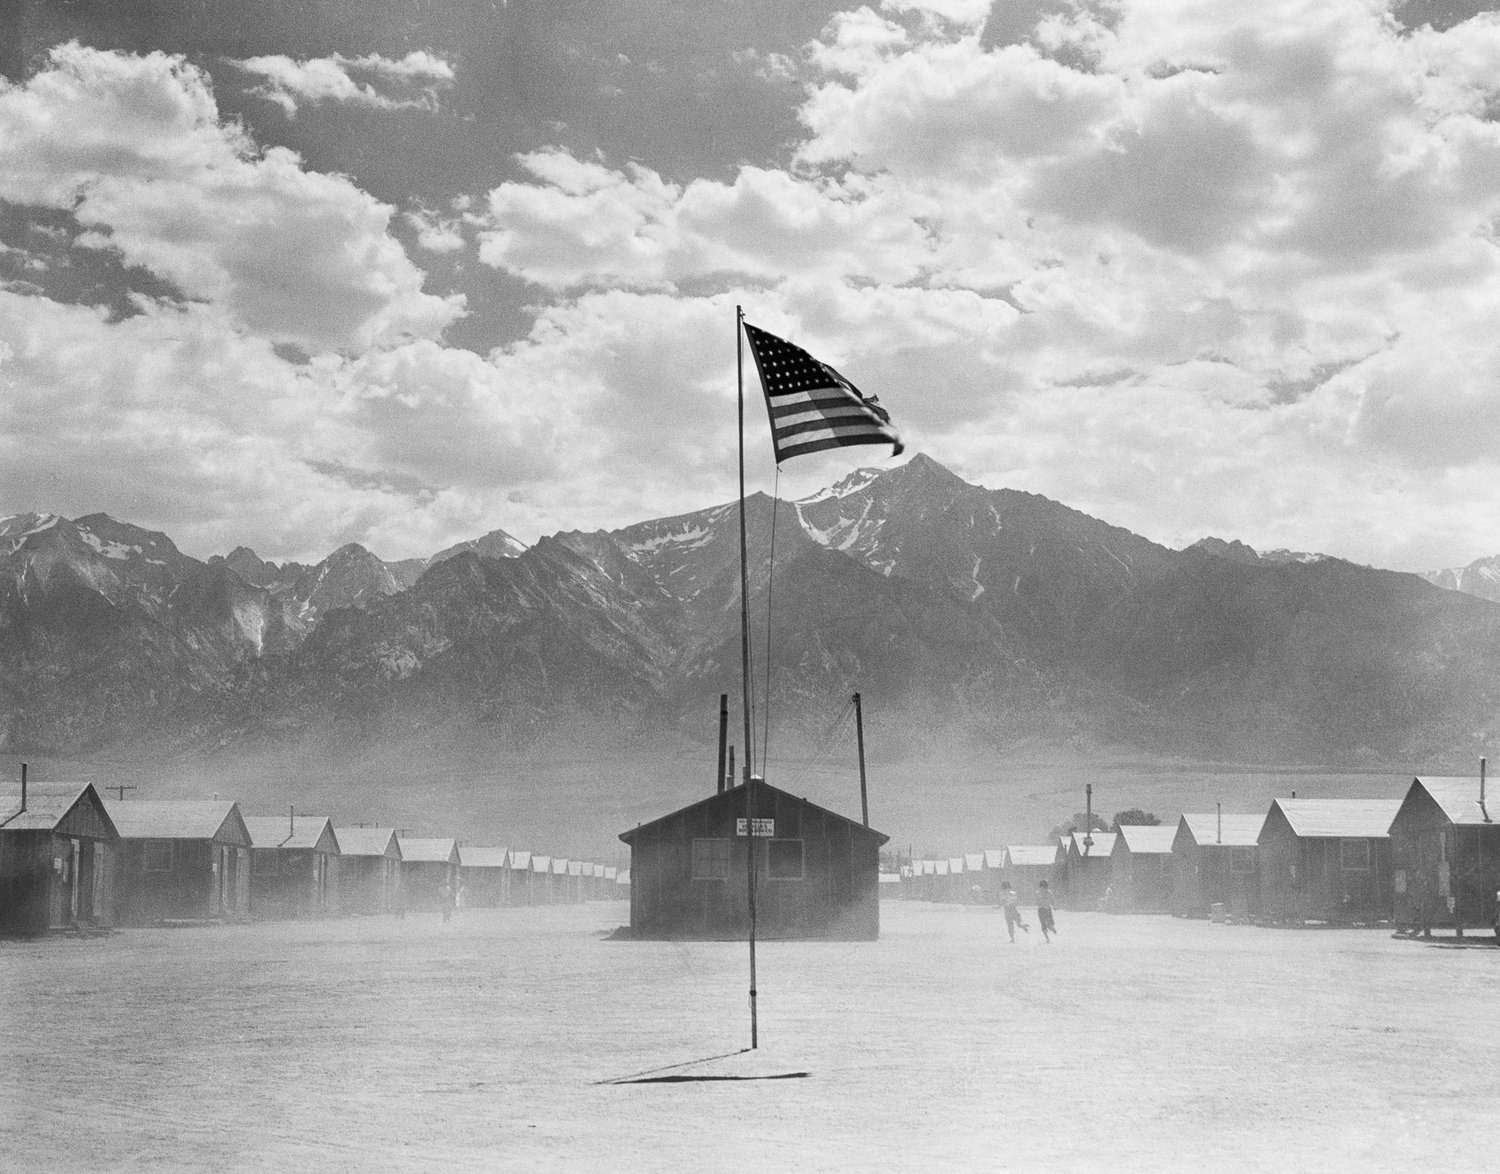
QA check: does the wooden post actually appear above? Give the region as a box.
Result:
[716,694,729,795]
[853,691,869,827]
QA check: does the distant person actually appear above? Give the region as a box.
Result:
[1036,880,1057,943]
[998,881,1028,943]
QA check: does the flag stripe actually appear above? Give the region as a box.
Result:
[777,433,885,460]
[776,416,900,442]
[773,404,883,429]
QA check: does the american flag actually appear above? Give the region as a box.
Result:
[743,322,903,464]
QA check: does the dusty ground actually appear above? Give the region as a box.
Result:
[1,901,1495,1172]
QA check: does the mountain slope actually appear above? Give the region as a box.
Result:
[6,458,1500,772]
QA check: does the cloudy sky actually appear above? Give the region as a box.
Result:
[2,0,1499,570]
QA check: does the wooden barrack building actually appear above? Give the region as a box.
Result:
[619,779,889,940]
[0,781,118,935]
[1389,775,1500,934]
[1171,812,1265,919]
[333,827,402,915]
[1257,798,1400,925]
[106,799,251,925]
[244,814,340,919]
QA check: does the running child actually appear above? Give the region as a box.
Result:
[1036,879,1057,943]
[999,881,1029,942]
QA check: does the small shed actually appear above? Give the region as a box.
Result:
[531,854,552,903]
[619,779,889,940]
[106,799,251,925]
[333,827,402,914]
[1171,813,1265,919]
[508,851,534,904]
[243,814,340,919]
[946,856,967,903]
[1109,825,1178,913]
[1258,799,1401,925]
[957,849,1002,902]
[552,857,573,903]
[1004,845,1061,902]
[400,837,460,909]
[0,781,119,935]
[1389,775,1500,934]
[1063,831,1117,910]
[461,846,511,907]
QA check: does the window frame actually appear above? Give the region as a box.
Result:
[1339,838,1371,872]
[690,837,731,881]
[142,840,174,873]
[1229,847,1256,875]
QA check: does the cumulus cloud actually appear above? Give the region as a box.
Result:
[231,50,455,117]
[478,151,933,289]
[466,0,1500,569]
[0,43,461,354]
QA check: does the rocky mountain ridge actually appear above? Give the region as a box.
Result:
[4,458,1500,770]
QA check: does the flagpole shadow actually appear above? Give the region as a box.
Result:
[597,1049,810,1085]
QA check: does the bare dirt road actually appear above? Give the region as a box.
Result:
[2,901,1495,1172]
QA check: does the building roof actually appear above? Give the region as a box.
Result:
[983,848,1006,869]
[935,859,950,876]
[604,866,617,880]
[1409,777,1498,826]
[616,869,630,885]
[948,856,966,873]
[0,782,117,837]
[1069,831,1116,858]
[1006,845,1060,868]
[1114,824,1178,855]
[964,853,985,871]
[879,872,902,884]
[104,798,244,842]
[1178,813,1264,848]
[243,815,337,852]
[531,854,551,873]
[333,827,401,858]
[1270,799,1400,839]
[552,858,570,875]
[400,836,459,863]
[509,850,532,870]
[461,846,510,869]
[919,859,936,875]
[567,860,583,876]
[618,779,888,847]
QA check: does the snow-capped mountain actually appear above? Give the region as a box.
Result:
[6,456,1500,771]
[1422,555,1500,604]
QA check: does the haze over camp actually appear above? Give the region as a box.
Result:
[6,0,1500,1170]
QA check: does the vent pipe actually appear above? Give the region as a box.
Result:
[1482,757,1491,823]
[290,802,295,837]
[727,745,735,792]
[1216,801,1222,846]
[20,762,26,813]
[1083,783,1093,852]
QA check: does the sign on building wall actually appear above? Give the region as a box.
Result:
[736,818,775,837]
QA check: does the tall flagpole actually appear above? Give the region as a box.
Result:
[736,304,759,1049]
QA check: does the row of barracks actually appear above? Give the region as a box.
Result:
[887,773,1500,932]
[0,770,627,937]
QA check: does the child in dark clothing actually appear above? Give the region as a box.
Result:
[999,881,1029,942]
[1036,879,1057,943]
